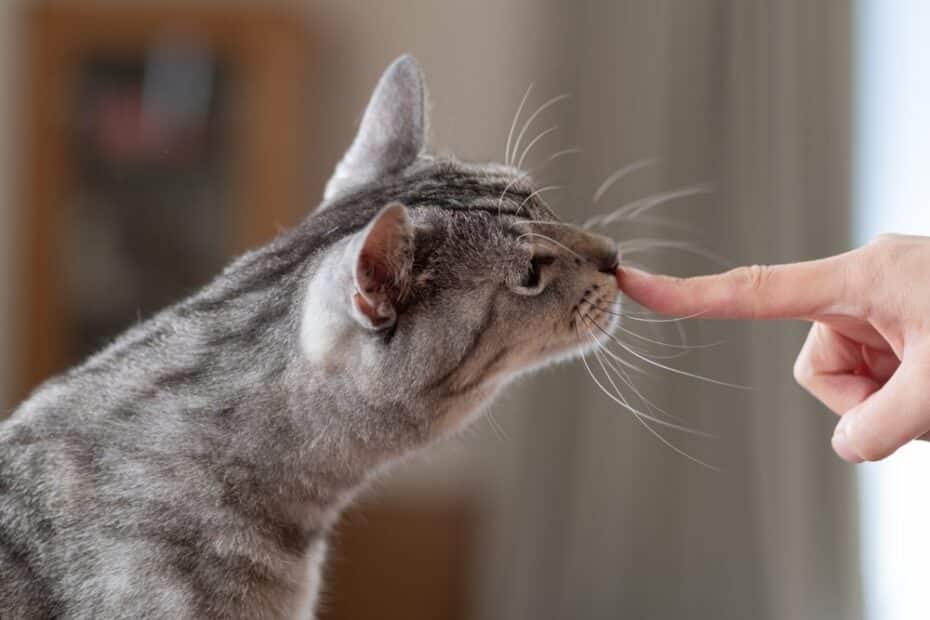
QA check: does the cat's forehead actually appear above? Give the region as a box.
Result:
[398,158,556,221]
[305,157,558,251]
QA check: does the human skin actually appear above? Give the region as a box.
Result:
[617,234,930,463]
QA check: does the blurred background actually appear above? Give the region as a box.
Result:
[0,1,927,619]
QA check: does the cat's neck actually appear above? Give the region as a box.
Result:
[21,315,379,535]
[17,220,434,532]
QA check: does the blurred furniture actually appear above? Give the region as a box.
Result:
[320,497,475,620]
[19,4,308,396]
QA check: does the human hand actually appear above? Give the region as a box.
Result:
[617,234,930,463]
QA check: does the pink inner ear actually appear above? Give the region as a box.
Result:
[353,291,390,326]
[352,203,410,326]
[355,248,396,326]
[358,249,391,295]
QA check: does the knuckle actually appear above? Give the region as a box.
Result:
[848,243,888,309]
[865,234,904,269]
[734,264,772,317]
[871,232,904,246]
[743,264,771,292]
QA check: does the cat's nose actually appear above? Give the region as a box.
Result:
[597,249,620,275]
[569,228,619,274]
[586,234,619,274]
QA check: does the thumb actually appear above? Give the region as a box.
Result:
[832,349,930,462]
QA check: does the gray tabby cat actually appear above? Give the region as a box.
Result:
[0,56,620,619]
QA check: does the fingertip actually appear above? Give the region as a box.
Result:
[616,266,659,305]
[616,265,651,286]
[832,423,865,463]
[616,266,667,297]
[616,266,694,316]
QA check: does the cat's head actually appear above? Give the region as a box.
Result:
[302,56,620,438]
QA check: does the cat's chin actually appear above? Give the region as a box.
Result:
[501,309,622,379]
[567,291,622,355]
[578,310,621,353]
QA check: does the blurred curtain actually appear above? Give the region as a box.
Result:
[478,1,861,619]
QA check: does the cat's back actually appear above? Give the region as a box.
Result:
[0,384,198,618]
[0,412,57,617]
[0,385,121,610]
[0,378,322,619]
[0,394,91,618]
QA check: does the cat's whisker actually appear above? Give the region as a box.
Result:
[593,302,721,351]
[505,83,534,166]
[590,158,658,205]
[516,231,584,260]
[599,214,700,233]
[671,309,690,349]
[517,125,560,170]
[596,347,689,424]
[499,148,580,223]
[580,346,718,470]
[595,336,649,374]
[613,304,703,354]
[621,310,708,323]
[518,148,581,181]
[587,318,753,390]
[589,184,713,230]
[593,319,694,363]
[616,239,732,268]
[570,310,642,374]
[626,183,714,219]
[516,220,580,228]
[588,344,714,438]
[516,185,562,217]
[497,172,531,222]
[592,308,691,358]
[496,148,580,228]
[615,323,721,351]
[543,147,583,166]
[615,342,692,361]
[593,306,649,320]
[616,258,655,274]
[670,311,689,350]
[485,411,509,442]
[511,94,571,169]
[579,343,651,417]
[588,329,678,415]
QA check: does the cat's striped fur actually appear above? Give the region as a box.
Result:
[0,56,620,618]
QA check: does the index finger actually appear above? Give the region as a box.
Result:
[617,254,857,320]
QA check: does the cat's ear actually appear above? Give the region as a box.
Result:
[346,203,415,330]
[323,55,426,203]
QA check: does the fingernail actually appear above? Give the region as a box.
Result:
[832,420,864,464]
